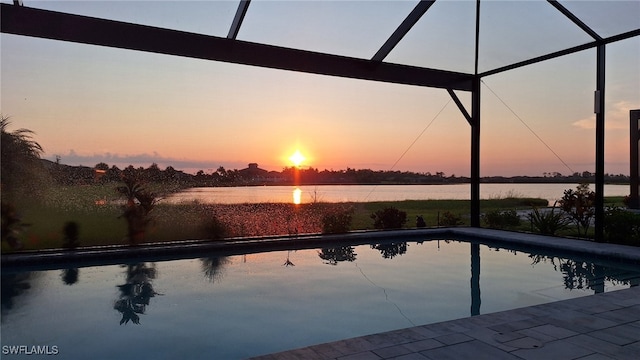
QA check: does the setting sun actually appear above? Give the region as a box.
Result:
[289,150,306,167]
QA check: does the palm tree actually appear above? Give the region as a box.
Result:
[1,116,44,202]
[116,170,157,244]
[1,116,46,248]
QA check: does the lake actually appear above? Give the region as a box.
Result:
[165,183,629,205]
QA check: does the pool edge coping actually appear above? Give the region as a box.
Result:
[2,228,639,270]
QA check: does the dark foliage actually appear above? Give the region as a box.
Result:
[317,246,357,265]
[370,207,407,229]
[483,209,521,229]
[62,221,80,249]
[439,211,463,226]
[117,171,157,244]
[200,214,229,240]
[321,206,354,234]
[559,183,595,238]
[603,206,640,246]
[527,203,569,236]
[371,242,408,259]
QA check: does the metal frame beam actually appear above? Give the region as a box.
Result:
[470,78,481,227]
[594,45,605,242]
[631,110,640,209]
[227,0,251,40]
[0,4,474,91]
[470,0,482,228]
[447,89,472,125]
[479,29,640,78]
[371,0,436,62]
[547,0,602,41]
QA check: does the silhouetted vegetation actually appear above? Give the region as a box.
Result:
[114,263,160,325]
[482,209,521,229]
[530,255,639,293]
[62,221,80,249]
[1,202,28,249]
[559,183,596,237]
[603,206,640,246]
[321,205,354,234]
[201,256,230,283]
[527,203,569,236]
[60,268,79,285]
[41,158,631,188]
[1,273,32,313]
[371,242,408,259]
[117,171,158,244]
[370,207,407,229]
[438,211,464,226]
[317,246,357,265]
[1,117,46,250]
[200,213,229,240]
[1,116,47,204]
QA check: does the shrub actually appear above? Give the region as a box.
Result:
[559,183,595,237]
[62,221,80,249]
[322,206,353,234]
[483,209,521,229]
[439,211,463,226]
[201,215,229,240]
[370,207,407,229]
[1,202,27,249]
[603,206,640,246]
[528,203,569,235]
[623,194,639,208]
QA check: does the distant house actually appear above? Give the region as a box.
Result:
[238,163,273,182]
[237,163,286,183]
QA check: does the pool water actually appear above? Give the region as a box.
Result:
[2,239,639,359]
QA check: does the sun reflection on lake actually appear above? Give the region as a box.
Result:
[292,187,302,205]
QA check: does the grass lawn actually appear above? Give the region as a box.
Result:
[1,184,628,252]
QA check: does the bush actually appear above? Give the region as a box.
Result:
[559,183,595,237]
[439,211,463,226]
[370,207,407,229]
[527,203,569,235]
[604,206,640,246]
[322,206,353,234]
[483,209,521,229]
[201,215,229,240]
[62,221,80,249]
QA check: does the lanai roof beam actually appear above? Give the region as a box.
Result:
[227,0,251,40]
[371,0,436,62]
[479,29,640,78]
[0,4,474,91]
[547,0,602,42]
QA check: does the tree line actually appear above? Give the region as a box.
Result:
[44,159,630,187]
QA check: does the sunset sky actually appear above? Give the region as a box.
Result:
[1,0,638,176]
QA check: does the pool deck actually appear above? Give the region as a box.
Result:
[250,285,640,360]
[248,228,640,360]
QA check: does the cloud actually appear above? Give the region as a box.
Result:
[572,101,635,130]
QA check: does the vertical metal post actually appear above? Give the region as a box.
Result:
[594,45,605,242]
[471,0,481,227]
[630,110,640,209]
[470,243,481,316]
[471,78,481,227]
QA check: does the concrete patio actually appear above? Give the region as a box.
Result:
[251,285,640,360]
[248,228,640,360]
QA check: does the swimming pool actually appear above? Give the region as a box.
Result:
[2,236,639,359]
